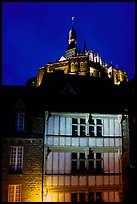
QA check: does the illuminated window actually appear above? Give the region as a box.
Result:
[15,113,24,132]
[10,146,23,172]
[8,185,21,202]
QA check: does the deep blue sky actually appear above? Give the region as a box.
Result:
[2,2,135,85]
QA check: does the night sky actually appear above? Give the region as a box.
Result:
[2,2,135,86]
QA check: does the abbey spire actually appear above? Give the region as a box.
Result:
[68,16,77,45]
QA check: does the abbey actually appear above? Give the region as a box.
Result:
[33,17,128,87]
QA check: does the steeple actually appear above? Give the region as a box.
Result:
[68,17,77,45]
[83,40,87,55]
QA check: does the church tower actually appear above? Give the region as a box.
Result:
[65,17,79,59]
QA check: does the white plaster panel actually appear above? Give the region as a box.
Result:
[89,138,95,147]
[103,119,109,136]
[104,176,109,185]
[115,138,120,147]
[103,192,108,202]
[65,137,71,146]
[114,119,120,136]
[71,176,78,186]
[54,137,59,146]
[115,192,120,202]
[96,138,103,147]
[53,152,58,174]
[52,176,58,186]
[54,116,59,135]
[47,152,52,174]
[47,137,53,146]
[60,137,65,146]
[46,176,52,186]
[80,138,87,146]
[52,193,58,202]
[79,176,86,186]
[72,138,79,146]
[104,153,109,173]
[59,193,64,202]
[65,152,71,174]
[60,117,65,135]
[109,119,114,136]
[109,138,114,147]
[47,116,54,135]
[66,118,72,135]
[59,152,64,174]
[109,175,114,185]
[65,176,70,186]
[109,192,114,202]
[58,176,64,186]
[65,193,71,202]
[109,153,114,173]
[114,153,120,173]
[115,175,120,185]
[96,176,103,185]
[104,138,109,147]
[88,176,95,185]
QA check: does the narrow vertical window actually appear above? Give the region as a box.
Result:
[15,113,24,132]
[8,185,21,202]
[10,146,23,172]
[96,119,102,137]
[79,193,86,202]
[88,192,94,202]
[96,192,102,202]
[72,118,78,136]
[71,193,77,202]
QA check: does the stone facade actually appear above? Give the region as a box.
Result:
[2,137,43,202]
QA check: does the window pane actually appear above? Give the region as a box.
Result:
[96,192,102,201]
[97,119,102,125]
[89,126,94,136]
[89,161,94,170]
[97,126,102,137]
[72,118,78,124]
[79,193,85,202]
[96,153,101,159]
[80,126,85,136]
[71,193,77,202]
[80,118,85,124]
[72,153,77,159]
[80,153,85,159]
[88,192,94,202]
[72,161,77,171]
[80,161,85,170]
[89,118,94,124]
[72,125,78,136]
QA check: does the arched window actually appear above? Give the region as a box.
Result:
[74,62,78,72]
[71,63,74,72]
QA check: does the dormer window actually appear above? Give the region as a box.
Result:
[15,112,24,132]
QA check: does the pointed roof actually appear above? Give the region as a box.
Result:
[68,16,77,45]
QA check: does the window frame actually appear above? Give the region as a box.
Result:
[8,184,21,202]
[15,112,25,132]
[10,146,23,172]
